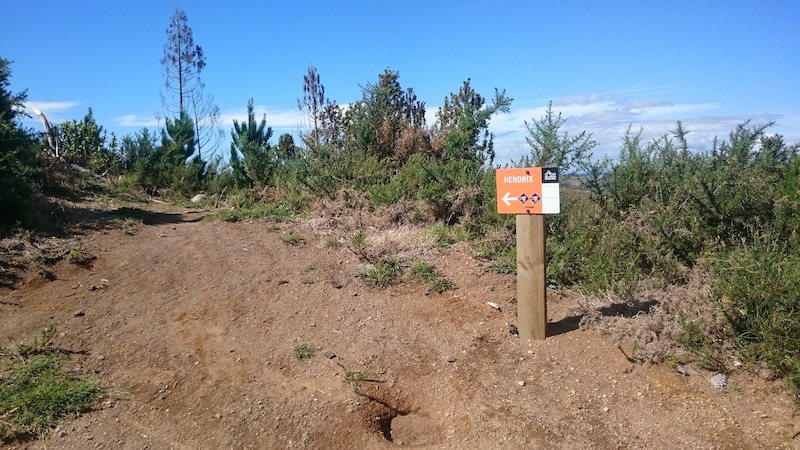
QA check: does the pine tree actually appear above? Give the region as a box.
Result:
[230,99,274,187]
[0,58,38,225]
[160,7,221,161]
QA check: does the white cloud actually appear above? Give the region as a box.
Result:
[629,102,718,117]
[490,91,797,163]
[218,106,304,131]
[23,100,80,122]
[116,114,159,127]
[114,105,308,135]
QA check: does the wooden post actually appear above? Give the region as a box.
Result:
[517,214,547,340]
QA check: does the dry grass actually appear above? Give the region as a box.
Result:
[576,262,725,363]
[303,188,439,262]
[0,233,96,287]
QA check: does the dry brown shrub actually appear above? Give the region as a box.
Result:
[394,126,433,164]
[302,187,439,261]
[363,225,438,261]
[575,262,725,363]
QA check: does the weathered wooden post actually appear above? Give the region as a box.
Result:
[516,214,547,340]
[496,167,559,340]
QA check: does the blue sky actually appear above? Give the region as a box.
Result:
[5,0,799,163]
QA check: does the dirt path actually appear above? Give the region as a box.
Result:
[1,202,798,449]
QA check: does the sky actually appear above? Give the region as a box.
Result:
[5,0,800,163]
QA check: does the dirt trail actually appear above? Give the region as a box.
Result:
[1,202,798,449]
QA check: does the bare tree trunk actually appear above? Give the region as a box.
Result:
[32,107,58,157]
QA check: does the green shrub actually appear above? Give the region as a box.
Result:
[714,240,800,400]
[675,312,727,372]
[204,191,297,223]
[294,145,388,200]
[0,59,39,227]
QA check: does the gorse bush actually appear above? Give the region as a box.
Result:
[549,120,800,400]
[551,122,797,293]
[714,240,800,398]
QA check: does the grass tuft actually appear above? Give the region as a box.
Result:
[357,258,403,287]
[1,324,103,442]
[292,343,316,360]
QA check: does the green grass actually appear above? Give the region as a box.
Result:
[484,246,517,275]
[324,237,338,249]
[1,324,103,442]
[280,229,303,246]
[409,261,436,281]
[357,257,403,287]
[674,312,726,372]
[15,322,57,359]
[203,201,295,223]
[349,230,369,261]
[335,360,371,391]
[410,261,455,293]
[429,276,455,293]
[292,343,316,360]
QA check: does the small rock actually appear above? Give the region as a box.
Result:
[517,380,525,387]
[323,352,337,359]
[710,372,728,388]
[330,280,343,289]
[675,364,688,376]
[190,194,206,204]
[446,356,457,363]
[758,367,776,380]
[486,302,501,310]
[603,407,610,413]
[73,310,85,317]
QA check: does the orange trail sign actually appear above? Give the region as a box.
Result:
[495,167,560,215]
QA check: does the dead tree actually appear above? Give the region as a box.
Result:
[32,107,58,157]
